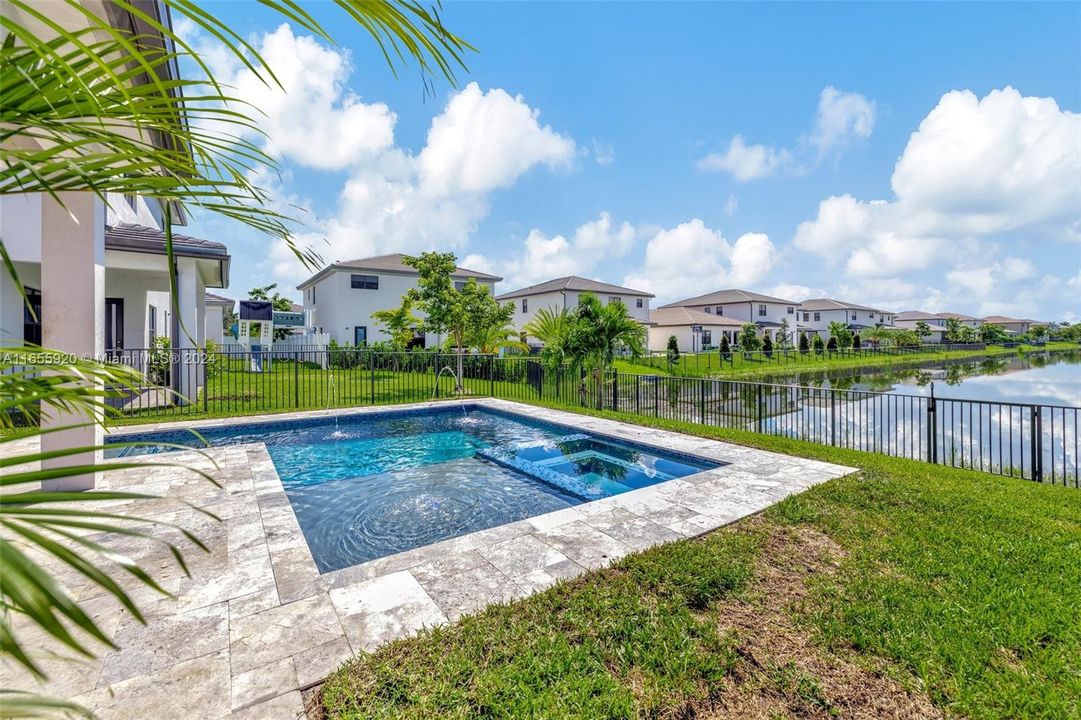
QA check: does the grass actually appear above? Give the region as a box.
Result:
[318,406,1081,719]
[617,342,1076,380]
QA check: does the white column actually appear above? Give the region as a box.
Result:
[173,258,199,404]
[40,193,105,491]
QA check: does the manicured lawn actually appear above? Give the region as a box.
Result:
[317,408,1081,719]
[616,342,1075,380]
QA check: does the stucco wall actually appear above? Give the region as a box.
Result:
[648,324,738,352]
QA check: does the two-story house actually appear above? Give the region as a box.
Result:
[497,276,653,344]
[297,254,501,346]
[796,298,895,341]
[895,310,948,342]
[980,315,1038,335]
[659,289,800,343]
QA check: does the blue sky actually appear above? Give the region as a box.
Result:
[186,1,1081,320]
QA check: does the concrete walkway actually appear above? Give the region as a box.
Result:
[1,400,854,719]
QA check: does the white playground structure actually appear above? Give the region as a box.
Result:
[236,300,274,371]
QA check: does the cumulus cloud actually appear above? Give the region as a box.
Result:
[622,219,777,302]
[794,87,1081,281]
[807,86,876,156]
[697,136,792,180]
[496,212,637,290]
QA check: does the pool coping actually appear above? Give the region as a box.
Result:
[12,399,856,719]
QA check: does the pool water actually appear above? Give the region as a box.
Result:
[108,406,721,572]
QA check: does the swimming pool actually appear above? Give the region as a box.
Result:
[108,406,722,572]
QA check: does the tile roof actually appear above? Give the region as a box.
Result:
[105,223,228,259]
[660,288,799,308]
[797,297,886,313]
[204,292,234,306]
[648,307,744,327]
[297,253,500,289]
[496,276,654,300]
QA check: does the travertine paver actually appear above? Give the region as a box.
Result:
[0,399,855,719]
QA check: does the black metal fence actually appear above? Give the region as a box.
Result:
[104,348,1078,487]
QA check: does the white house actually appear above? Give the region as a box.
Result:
[647,307,743,352]
[297,254,501,346]
[937,312,983,330]
[981,315,1038,335]
[496,276,653,342]
[796,298,895,341]
[895,311,948,342]
[659,289,800,342]
[205,292,234,345]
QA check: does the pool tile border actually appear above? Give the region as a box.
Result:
[5,399,855,720]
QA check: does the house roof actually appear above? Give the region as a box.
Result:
[296,253,501,290]
[798,297,884,313]
[660,288,799,308]
[105,223,228,259]
[204,292,234,307]
[649,307,744,328]
[936,312,977,321]
[895,310,940,321]
[496,276,654,301]
[981,315,1025,324]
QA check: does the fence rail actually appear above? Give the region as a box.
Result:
[101,348,1079,488]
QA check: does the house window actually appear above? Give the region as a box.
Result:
[758,304,766,317]
[802,312,809,322]
[716,306,723,315]
[23,287,42,345]
[813,312,821,322]
[354,326,368,345]
[454,281,467,291]
[869,312,874,319]
[350,274,378,289]
[608,296,621,305]
[852,313,858,320]
[701,330,712,345]
[787,306,794,314]
[148,304,157,344]
[521,298,528,313]
[704,307,712,314]
[124,193,137,211]
[636,298,643,308]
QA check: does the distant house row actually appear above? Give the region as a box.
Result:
[287,254,1049,353]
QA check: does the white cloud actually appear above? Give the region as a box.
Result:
[591,139,615,166]
[769,283,821,302]
[697,135,792,181]
[723,194,738,216]
[807,86,876,156]
[794,87,1081,282]
[497,212,637,290]
[622,219,777,302]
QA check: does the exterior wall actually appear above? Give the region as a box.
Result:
[682,300,797,340]
[302,269,497,346]
[206,306,225,344]
[895,318,947,342]
[796,307,889,339]
[105,192,165,230]
[508,289,651,340]
[648,324,738,353]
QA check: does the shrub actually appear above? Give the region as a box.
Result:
[719,334,731,359]
[762,334,773,357]
[813,334,825,354]
[799,333,810,354]
[203,339,225,380]
[853,334,862,350]
[666,335,680,366]
[147,335,172,385]
[826,336,838,351]
[738,323,760,351]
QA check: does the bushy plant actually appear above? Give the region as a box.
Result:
[148,334,172,385]
[666,335,680,366]
[203,339,225,380]
[852,334,862,350]
[719,334,731,359]
[762,334,773,357]
[738,323,760,351]
[826,336,838,351]
[813,334,825,354]
[799,332,810,354]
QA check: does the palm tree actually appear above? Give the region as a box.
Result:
[565,293,646,407]
[471,323,529,355]
[523,306,571,366]
[1,1,472,713]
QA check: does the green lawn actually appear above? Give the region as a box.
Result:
[617,342,1076,380]
[318,407,1081,719]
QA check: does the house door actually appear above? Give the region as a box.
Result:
[23,287,42,345]
[354,326,367,346]
[105,298,124,356]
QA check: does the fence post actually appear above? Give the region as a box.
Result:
[699,379,706,424]
[490,356,496,398]
[926,383,937,464]
[612,370,619,412]
[294,351,300,408]
[369,350,375,404]
[755,384,763,433]
[829,390,836,446]
[202,349,209,413]
[1031,405,1043,482]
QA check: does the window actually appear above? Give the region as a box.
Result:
[636,298,643,308]
[704,306,712,314]
[454,281,467,291]
[521,298,528,313]
[869,312,874,319]
[148,304,157,344]
[814,312,821,322]
[23,287,42,345]
[354,326,367,346]
[124,193,137,211]
[802,312,809,322]
[701,330,712,345]
[787,306,794,314]
[608,296,622,305]
[758,304,766,317]
[852,313,858,320]
[350,274,378,289]
[716,306,723,316]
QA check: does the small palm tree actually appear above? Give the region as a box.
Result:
[469,323,528,355]
[524,306,571,367]
[565,293,646,407]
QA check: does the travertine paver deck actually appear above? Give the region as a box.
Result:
[1,399,855,719]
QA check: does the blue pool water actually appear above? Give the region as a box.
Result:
[108,407,720,572]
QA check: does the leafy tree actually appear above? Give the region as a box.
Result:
[958,325,978,343]
[852,333,862,350]
[826,335,838,351]
[719,334,731,359]
[813,333,825,354]
[979,323,1008,343]
[373,294,424,349]
[1031,324,1048,340]
[666,335,680,366]
[738,323,760,351]
[404,252,514,390]
[563,293,646,407]
[915,320,933,342]
[777,317,791,349]
[248,283,294,341]
[944,317,964,342]
[762,333,773,357]
[827,321,853,349]
[892,329,920,348]
[798,332,810,354]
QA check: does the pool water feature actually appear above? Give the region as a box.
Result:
[108,406,722,572]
